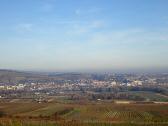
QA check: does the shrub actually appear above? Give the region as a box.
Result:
[0,110,6,117]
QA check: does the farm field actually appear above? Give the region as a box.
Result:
[0,101,168,126]
[122,91,168,102]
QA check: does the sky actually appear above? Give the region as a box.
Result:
[0,0,168,73]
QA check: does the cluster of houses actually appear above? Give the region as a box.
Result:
[0,84,25,90]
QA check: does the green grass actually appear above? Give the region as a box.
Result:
[124,91,168,102]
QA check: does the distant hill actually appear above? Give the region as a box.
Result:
[0,69,91,85]
[0,69,40,85]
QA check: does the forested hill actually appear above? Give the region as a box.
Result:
[0,69,91,85]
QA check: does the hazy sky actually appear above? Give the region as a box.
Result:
[0,0,168,72]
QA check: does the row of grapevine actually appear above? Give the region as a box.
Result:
[0,119,168,126]
[103,110,154,122]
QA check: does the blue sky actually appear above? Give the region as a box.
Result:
[0,0,168,72]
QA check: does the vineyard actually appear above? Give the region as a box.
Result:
[0,102,168,126]
[104,111,153,122]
